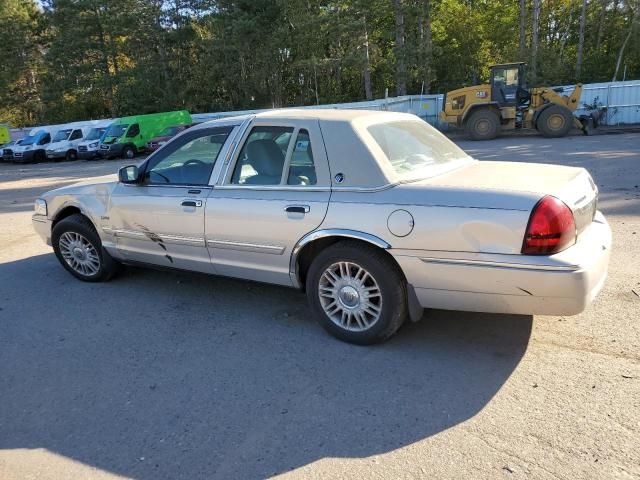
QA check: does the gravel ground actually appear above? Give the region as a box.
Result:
[0,133,639,480]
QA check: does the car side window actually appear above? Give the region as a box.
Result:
[231,126,293,185]
[70,129,83,141]
[38,134,51,145]
[126,124,140,138]
[144,127,232,186]
[287,129,317,185]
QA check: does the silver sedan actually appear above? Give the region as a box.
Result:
[32,110,611,344]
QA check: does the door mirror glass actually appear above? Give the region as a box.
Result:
[119,165,140,184]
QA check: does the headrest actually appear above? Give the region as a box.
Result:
[246,139,285,176]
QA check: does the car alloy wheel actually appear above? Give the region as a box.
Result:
[58,231,101,276]
[318,261,382,332]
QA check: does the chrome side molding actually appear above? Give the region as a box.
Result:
[207,238,286,255]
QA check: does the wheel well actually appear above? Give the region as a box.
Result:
[295,237,405,290]
[51,206,82,228]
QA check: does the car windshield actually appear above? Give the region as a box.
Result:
[367,120,472,181]
[20,134,39,145]
[106,124,129,138]
[86,127,106,140]
[53,129,72,142]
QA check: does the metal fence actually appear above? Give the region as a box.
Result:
[7,80,640,139]
[558,81,640,126]
[191,94,446,127]
[193,79,640,128]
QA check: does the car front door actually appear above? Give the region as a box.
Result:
[205,119,331,286]
[107,126,235,273]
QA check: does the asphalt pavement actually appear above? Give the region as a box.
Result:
[0,133,638,480]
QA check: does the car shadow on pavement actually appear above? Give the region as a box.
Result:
[0,253,533,479]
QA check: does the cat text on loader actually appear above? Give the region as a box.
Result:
[439,62,601,140]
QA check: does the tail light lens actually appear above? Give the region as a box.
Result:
[522,195,576,255]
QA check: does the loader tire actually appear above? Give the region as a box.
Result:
[537,105,573,138]
[465,109,500,141]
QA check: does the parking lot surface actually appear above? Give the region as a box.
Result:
[1,133,639,480]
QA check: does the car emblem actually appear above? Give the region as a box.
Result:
[334,173,344,183]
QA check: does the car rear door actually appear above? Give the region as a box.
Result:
[205,118,331,286]
[107,126,235,273]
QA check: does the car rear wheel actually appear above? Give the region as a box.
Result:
[465,108,500,140]
[537,105,573,138]
[306,241,407,345]
[52,214,120,282]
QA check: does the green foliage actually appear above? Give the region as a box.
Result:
[0,0,638,127]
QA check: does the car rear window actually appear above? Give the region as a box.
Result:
[367,120,471,180]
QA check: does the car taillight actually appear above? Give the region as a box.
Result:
[522,195,576,255]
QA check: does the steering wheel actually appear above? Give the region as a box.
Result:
[149,170,171,183]
[183,159,206,168]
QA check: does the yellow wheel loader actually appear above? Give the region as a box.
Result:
[439,63,601,140]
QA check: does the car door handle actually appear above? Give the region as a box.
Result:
[182,199,203,207]
[285,205,310,214]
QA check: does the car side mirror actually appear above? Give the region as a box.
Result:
[118,165,141,184]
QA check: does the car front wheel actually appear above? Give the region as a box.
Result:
[52,214,119,282]
[306,241,408,345]
[122,145,136,159]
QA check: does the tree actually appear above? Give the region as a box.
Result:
[576,0,588,80]
[1,0,640,127]
[394,0,407,96]
[613,1,639,81]
[519,0,527,59]
[0,0,45,126]
[530,0,541,84]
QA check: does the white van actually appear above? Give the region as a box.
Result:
[45,120,109,161]
[76,120,112,160]
[12,124,65,163]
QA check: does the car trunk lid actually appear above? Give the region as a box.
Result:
[420,160,598,235]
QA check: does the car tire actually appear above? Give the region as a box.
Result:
[122,145,136,159]
[66,150,78,161]
[306,241,408,345]
[465,108,501,140]
[537,105,573,138]
[52,213,120,282]
[34,150,46,163]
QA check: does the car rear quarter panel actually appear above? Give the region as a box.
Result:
[324,186,538,255]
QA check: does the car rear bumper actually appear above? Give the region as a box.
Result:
[394,211,611,316]
[32,215,52,246]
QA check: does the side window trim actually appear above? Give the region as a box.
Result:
[279,127,300,185]
[228,125,295,186]
[223,121,301,186]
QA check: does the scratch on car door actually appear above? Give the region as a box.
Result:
[136,224,174,263]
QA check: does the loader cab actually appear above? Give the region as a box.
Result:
[490,63,529,107]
